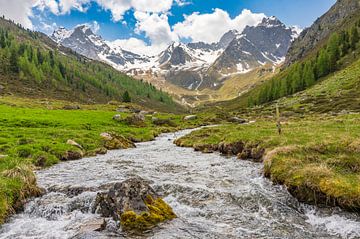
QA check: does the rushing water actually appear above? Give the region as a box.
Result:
[1,129,360,239]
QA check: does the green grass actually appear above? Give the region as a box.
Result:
[276,58,360,114]
[0,97,214,223]
[176,114,360,211]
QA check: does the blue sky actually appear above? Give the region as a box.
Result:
[0,0,336,55]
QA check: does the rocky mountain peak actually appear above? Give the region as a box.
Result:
[258,16,285,28]
[218,30,239,49]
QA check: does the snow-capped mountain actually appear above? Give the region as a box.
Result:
[51,25,150,70]
[51,16,300,91]
[208,17,299,76]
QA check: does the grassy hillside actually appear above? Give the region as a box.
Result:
[207,6,360,114]
[0,17,182,113]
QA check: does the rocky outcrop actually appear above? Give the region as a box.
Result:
[284,0,360,66]
[123,113,146,126]
[92,177,176,232]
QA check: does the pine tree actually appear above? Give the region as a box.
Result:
[9,48,19,73]
[122,91,131,103]
[350,26,359,50]
[339,30,350,56]
[316,49,330,78]
[303,62,315,87]
[327,33,340,72]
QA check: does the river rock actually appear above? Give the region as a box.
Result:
[61,150,83,161]
[66,139,83,149]
[184,115,197,121]
[93,177,176,232]
[79,218,107,233]
[95,147,108,155]
[100,132,135,150]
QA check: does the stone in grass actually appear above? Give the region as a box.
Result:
[93,177,177,233]
[66,139,83,149]
[183,115,197,121]
[112,114,122,121]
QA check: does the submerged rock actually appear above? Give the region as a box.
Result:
[93,177,176,232]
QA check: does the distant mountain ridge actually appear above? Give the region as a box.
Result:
[51,16,300,91]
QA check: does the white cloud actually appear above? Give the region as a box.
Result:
[34,0,174,21]
[109,37,166,56]
[38,21,58,34]
[175,0,192,7]
[0,0,37,29]
[173,9,266,43]
[131,0,173,13]
[134,11,178,47]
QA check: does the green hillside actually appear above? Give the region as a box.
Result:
[0,17,182,113]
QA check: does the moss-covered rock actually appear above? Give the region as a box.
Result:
[120,195,176,232]
[100,132,135,150]
[93,177,176,233]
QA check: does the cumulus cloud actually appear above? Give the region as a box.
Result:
[173,9,265,43]
[134,11,178,47]
[0,0,37,29]
[109,37,166,56]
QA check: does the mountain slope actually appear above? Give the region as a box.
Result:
[51,17,298,94]
[285,0,360,66]
[209,0,360,113]
[0,17,180,112]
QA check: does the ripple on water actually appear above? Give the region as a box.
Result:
[0,128,359,239]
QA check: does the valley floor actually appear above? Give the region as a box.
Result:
[0,96,210,223]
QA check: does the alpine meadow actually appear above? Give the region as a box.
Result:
[0,0,359,238]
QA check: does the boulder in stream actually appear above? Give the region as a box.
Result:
[93,177,176,232]
[100,132,135,150]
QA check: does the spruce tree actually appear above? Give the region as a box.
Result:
[122,91,131,103]
[327,33,340,72]
[303,62,315,87]
[350,26,359,50]
[9,48,19,73]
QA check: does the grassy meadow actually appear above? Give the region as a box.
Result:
[0,96,213,223]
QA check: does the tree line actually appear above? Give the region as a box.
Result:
[0,19,175,106]
[250,19,360,106]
